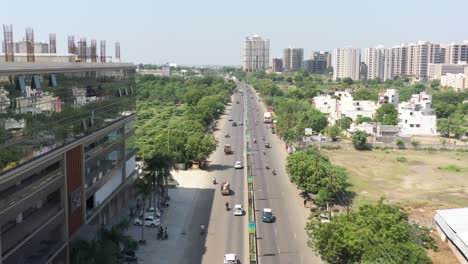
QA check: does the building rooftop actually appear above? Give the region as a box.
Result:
[0,62,135,75]
[434,207,468,258]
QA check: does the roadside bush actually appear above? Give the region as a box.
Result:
[396,156,408,162]
[411,140,421,149]
[395,139,405,149]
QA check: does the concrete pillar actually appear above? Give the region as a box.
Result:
[16,212,23,224]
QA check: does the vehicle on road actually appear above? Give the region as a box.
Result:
[263,112,272,123]
[142,207,161,217]
[228,117,233,121]
[233,205,243,216]
[238,121,243,125]
[232,122,237,127]
[236,101,239,104]
[319,214,330,223]
[221,182,231,195]
[224,144,232,154]
[225,133,230,138]
[224,253,238,264]
[262,208,275,223]
[234,161,243,169]
[133,216,160,227]
[265,142,270,148]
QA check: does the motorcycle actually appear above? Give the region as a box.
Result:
[200,225,205,235]
[265,164,269,169]
[212,177,216,184]
[225,202,230,211]
[272,169,276,175]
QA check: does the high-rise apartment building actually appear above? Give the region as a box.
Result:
[283,48,304,72]
[333,48,361,81]
[272,58,283,72]
[303,51,330,74]
[242,35,270,72]
[312,51,332,68]
[365,47,385,80]
[0,62,137,264]
[405,41,442,79]
[444,42,468,64]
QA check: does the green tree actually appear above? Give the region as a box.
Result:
[430,79,440,88]
[326,125,341,141]
[336,117,353,130]
[352,130,368,150]
[342,77,354,86]
[306,202,433,264]
[355,116,373,124]
[185,134,218,163]
[375,103,398,125]
[286,76,293,83]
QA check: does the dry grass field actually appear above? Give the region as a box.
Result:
[321,149,468,208]
[320,148,468,264]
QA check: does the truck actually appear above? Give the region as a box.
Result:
[224,144,232,154]
[221,182,231,195]
[263,112,272,124]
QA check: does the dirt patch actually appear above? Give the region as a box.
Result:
[427,233,460,264]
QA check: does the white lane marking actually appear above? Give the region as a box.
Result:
[274,226,277,236]
[294,232,297,239]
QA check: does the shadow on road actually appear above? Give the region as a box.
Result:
[207,164,234,172]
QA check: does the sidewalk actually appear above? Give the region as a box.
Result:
[126,168,211,264]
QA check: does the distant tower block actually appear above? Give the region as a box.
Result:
[3,24,14,62]
[49,33,56,54]
[68,35,76,54]
[115,42,120,62]
[26,27,35,62]
[79,37,87,62]
[100,40,106,63]
[91,39,97,62]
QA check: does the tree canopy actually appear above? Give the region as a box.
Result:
[306,201,434,264]
[375,103,398,125]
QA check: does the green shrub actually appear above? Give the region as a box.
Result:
[396,156,408,162]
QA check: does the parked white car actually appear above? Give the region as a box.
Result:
[142,207,162,217]
[233,204,243,216]
[133,216,161,227]
[234,161,243,169]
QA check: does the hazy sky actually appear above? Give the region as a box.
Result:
[3,0,468,65]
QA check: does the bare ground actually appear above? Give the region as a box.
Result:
[321,148,468,263]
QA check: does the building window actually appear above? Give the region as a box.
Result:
[410,124,414,127]
[416,124,420,127]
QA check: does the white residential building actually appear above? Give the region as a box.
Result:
[441,73,468,91]
[405,41,442,80]
[337,95,376,121]
[398,92,437,135]
[428,63,467,80]
[444,42,468,64]
[365,47,385,80]
[378,89,399,106]
[243,35,270,72]
[333,48,360,81]
[312,95,338,124]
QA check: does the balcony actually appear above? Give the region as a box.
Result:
[0,169,63,215]
[1,196,63,258]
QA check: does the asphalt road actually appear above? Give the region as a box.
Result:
[242,83,323,264]
[193,88,249,264]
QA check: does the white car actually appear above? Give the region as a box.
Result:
[233,204,243,216]
[141,207,162,217]
[224,253,238,264]
[234,161,243,169]
[133,216,161,227]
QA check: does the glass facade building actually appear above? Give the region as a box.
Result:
[0,63,137,264]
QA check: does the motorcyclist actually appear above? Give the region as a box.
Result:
[212,177,216,184]
[262,136,265,140]
[225,201,229,209]
[201,224,205,234]
[272,169,276,175]
[265,163,269,169]
[254,138,257,143]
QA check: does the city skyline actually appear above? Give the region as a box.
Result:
[2,0,468,65]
